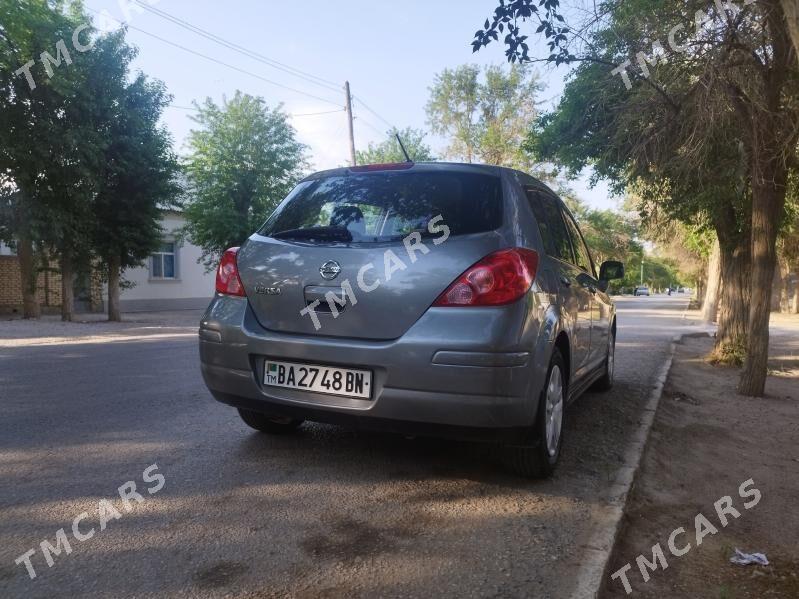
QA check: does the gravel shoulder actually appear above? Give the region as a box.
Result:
[602,331,799,598]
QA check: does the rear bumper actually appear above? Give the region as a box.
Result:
[199,295,549,440]
[206,387,533,444]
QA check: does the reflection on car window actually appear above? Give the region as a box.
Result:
[562,210,596,277]
[260,172,503,243]
[526,189,573,264]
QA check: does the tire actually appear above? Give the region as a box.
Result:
[504,349,566,478]
[592,328,616,392]
[237,408,304,434]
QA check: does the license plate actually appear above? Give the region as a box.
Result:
[264,360,372,399]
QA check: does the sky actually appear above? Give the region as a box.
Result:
[88,0,615,210]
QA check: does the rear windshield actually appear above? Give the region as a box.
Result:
[259,171,503,244]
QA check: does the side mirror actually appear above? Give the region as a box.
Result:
[600,260,625,281]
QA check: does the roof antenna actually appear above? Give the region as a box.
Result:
[395,132,413,163]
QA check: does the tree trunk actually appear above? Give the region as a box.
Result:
[60,251,74,322]
[17,234,40,319]
[107,255,122,322]
[792,267,799,314]
[701,238,722,323]
[738,160,788,396]
[783,0,799,65]
[714,235,750,360]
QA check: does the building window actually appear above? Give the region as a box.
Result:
[151,242,177,279]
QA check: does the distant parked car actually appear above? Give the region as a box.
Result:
[634,286,650,296]
[199,162,626,478]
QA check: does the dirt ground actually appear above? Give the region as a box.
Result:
[603,333,799,598]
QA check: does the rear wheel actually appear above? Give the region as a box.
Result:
[592,329,616,392]
[504,349,566,478]
[238,408,303,434]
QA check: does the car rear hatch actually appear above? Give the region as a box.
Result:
[237,166,505,340]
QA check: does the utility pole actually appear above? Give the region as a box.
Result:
[344,81,356,167]
[640,260,644,286]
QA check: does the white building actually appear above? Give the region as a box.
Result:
[116,210,216,312]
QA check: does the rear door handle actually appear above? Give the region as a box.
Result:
[560,276,572,287]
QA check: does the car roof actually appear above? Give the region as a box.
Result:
[300,161,511,182]
[298,162,563,205]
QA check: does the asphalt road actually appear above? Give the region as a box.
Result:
[0,296,700,599]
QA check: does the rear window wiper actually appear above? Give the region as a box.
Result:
[270,226,353,243]
[384,229,438,241]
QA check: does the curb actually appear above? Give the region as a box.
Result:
[570,333,689,599]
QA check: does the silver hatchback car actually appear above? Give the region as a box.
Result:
[199,162,624,477]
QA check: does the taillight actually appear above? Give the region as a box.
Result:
[215,247,246,297]
[349,162,414,172]
[433,248,539,307]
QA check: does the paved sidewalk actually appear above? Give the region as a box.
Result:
[0,310,204,347]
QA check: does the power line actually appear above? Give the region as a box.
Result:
[101,4,401,144]
[291,108,346,118]
[85,6,344,108]
[354,114,385,137]
[129,0,342,94]
[353,97,395,130]
[89,5,403,159]
[167,104,345,118]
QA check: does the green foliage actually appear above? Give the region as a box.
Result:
[1,2,181,319]
[89,32,181,271]
[561,192,644,292]
[0,0,97,260]
[356,127,435,164]
[181,92,308,268]
[472,0,570,64]
[426,64,542,171]
[477,0,794,246]
[708,337,747,367]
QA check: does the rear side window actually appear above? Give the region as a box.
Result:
[562,210,596,276]
[525,189,573,263]
[260,171,503,243]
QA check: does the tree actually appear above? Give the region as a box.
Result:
[89,32,181,321]
[526,58,752,361]
[182,92,307,268]
[783,0,799,63]
[556,191,646,294]
[426,64,542,170]
[778,179,799,313]
[0,0,109,322]
[356,127,435,164]
[0,0,91,318]
[2,3,181,322]
[474,0,799,395]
